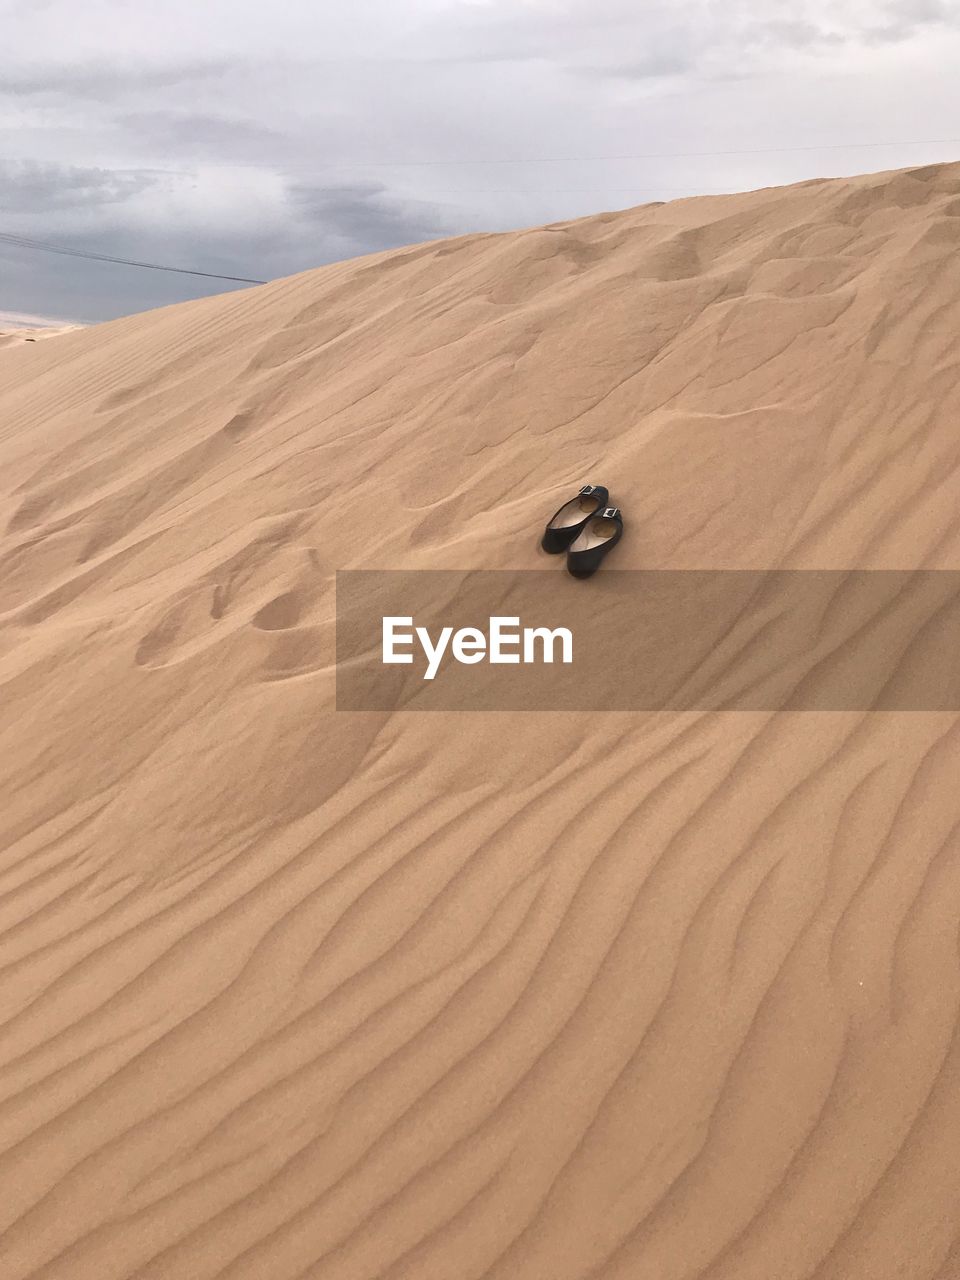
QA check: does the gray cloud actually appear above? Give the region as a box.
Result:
[1,58,230,100]
[756,20,846,49]
[887,0,952,20]
[863,0,957,41]
[287,179,453,256]
[571,52,694,80]
[120,111,287,162]
[0,160,162,212]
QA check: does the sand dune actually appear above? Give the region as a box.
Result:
[0,313,81,349]
[3,162,960,1278]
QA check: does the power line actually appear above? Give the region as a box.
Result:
[4,135,958,178]
[0,231,266,284]
[264,136,960,169]
[406,186,737,194]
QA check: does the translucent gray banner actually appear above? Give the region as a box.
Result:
[336,570,960,711]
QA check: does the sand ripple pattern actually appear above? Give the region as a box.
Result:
[2,163,960,1278]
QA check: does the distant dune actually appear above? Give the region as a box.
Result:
[2,162,960,1279]
[0,311,81,348]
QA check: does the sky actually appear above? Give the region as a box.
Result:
[1,0,959,323]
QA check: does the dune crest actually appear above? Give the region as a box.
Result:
[3,163,960,1279]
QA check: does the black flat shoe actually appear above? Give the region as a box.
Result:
[566,506,623,578]
[541,485,609,554]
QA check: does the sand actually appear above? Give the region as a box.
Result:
[0,313,81,350]
[2,161,960,1279]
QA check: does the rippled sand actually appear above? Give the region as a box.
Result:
[2,162,960,1279]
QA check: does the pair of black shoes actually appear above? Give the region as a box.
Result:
[541,484,623,578]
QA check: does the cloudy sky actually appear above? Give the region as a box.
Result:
[2,0,959,322]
